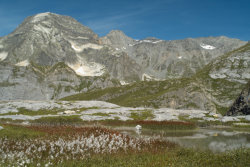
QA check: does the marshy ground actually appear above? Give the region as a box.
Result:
[0,100,250,166]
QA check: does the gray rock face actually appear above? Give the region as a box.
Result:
[0,12,143,100]
[0,12,141,80]
[1,12,98,65]
[0,62,118,100]
[101,31,247,79]
[209,42,250,84]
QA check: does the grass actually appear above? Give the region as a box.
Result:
[0,118,24,124]
[0,107,100,116]
[233,123,250,128]
[0,124,45,139]
[0,107,61,116]
[130,109,155,120]
[53,148,250,167]
[18,107,60,115]
[0,81,17,87]
[0,125,249,166]
[91,113,112,117]
[31,115,84,126]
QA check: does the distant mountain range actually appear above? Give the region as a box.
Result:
[0,12,249,114]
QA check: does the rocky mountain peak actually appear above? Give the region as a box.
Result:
[100,30,134,47]
[11,12,97,40]
[0,12,103,66]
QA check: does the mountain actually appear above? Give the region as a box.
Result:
[0,12,142,100]
[62,43,250,114]
[101,30,246,80]
[0,12,248,105]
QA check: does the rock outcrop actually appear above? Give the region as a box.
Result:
[227,81,250,115]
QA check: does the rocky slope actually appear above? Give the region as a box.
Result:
[62,43,250,114]
[101,30,246,80]
[0,12,142,100]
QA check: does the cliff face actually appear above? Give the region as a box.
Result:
[227,81,250,115]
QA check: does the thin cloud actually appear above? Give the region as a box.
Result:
[82,5,158,36]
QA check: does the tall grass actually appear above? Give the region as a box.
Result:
[0,125,175,166]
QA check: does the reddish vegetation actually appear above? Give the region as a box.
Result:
[25,125,177,150]
[134,120,194,126]
[99,120,196,130]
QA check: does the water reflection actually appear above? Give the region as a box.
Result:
[117,127,250,152]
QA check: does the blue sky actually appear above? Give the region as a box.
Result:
[0,0,249,41]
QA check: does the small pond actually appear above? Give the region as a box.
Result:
[116,127,250,152]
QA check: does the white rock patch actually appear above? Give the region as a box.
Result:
[75,36,89,40]
[68,62,105,77]
[34,24,51,34]
[209,73,227,79]
[221,116,240,122]
[245,115,250,121]
[15,60,29,66]
[0,126,3,130]
[152,40,163,44]
[63,110,76,114]
[142,73,153,81]
[69,41,103,52]
[32,12,50,23]
[0,52,8,61]
[120,80,129,85]
[135,125,142,130]
[200,43,216,50]
[0,44,3,49]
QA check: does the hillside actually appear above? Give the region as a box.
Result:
[62,43,250,114]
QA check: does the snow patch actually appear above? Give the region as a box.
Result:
[120,80,129,85]
[178,56,182,59]
[0,52,8,61]
[209,73,227,79]
[200,43,216,50]
[75,36,89,40]
[115,48,120,51]
[32,12,50,23]
[141,40,152,43]
[142,73,153,81]
[15,60,29,67]
[134,40,163,45]
[68,61,105,77]
[152,40,163,44]
[69,41,103,52]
